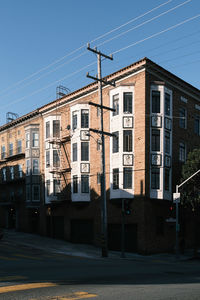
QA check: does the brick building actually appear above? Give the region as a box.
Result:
[0,58,200,254]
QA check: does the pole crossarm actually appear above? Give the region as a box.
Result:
[89,101,115,112]
[89,128,115,137]
[87,43,113,60]
[86,72,115,87]
[177,169,200,190]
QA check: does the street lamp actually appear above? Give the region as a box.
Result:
[174,169,200,258]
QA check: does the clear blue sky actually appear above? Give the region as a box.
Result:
[0,0,199,126]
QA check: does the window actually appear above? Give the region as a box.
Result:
[152,129,160,152]
[81,142,89,161]
[194,116,200,135]
[26,160,30,175]
[26,185,31,201]
[73,175,78,193]
[32,132,39,147]
[165,93,170,116]
[1,145,6,159]
[18,164,23,178]
[123,130,132,152]
[123,168,132,189]
[97,173,101,184]
[53,179,60,195]
[72,112,78,130]
[32,185,40,201]
[123,92,132,113]
[81,175,89,193]
[46,151,50,168]
[81,110,89,128]
[97,139,101,151]
[2,168,6,181]
[26,133,30,148]
[72,143,77,161]
[179,142,186,162]
[164,131,170,154]
[53,120,60,137]
[10,166,14,180]
[151,168,160,189]
[46,121,50,138]
[53,150,60,167]
[113,168,119,190]
[152,90,160,113]
[165,168,170,191]
[179,107,187,129]
[9,143,13,156]
[46,180,50,196]
[113,94,119,116]
[112,131,119,153]
[33,159,39,175]
[17,140,22,153]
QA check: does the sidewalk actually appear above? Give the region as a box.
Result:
[2,229,197,262]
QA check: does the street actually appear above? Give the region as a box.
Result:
[0,239,200,299]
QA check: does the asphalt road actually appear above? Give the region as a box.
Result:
[0,239,200,299]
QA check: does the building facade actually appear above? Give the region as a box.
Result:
[0,58,200,254]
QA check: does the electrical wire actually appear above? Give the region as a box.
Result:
[0,0,173,97]
[1,12,200,111]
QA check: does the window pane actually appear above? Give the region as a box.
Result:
[152,91,160,113]
[165,93,170,116]
[113,94,119,116]
[53,180,60,195]
[1,145,6,159]
[9,143,13,156]
[26,133,30,148]
[46,121,50,138]
[112,131,119,153]
[72,143,77,161]
[194,116,200,135]
[46,180,50,196]
[164,131,170,154]
[113,168,119,189]
[81,142,89,161]
[32,133,39,147]
[73,175,78,193]
[179,107,186,129]
[17,140,22,153]
[152,129,160,152]
[81,175,89,193]
[179,142,186,162]
[72,112,77,130]
[165,168,170,191]
[81,110,89,128]
[33,159,39,174]
[123,130,132,152]
[18,164,23,178]
[53,120,60,137]
[123,92,132,113]
[46,151,50,168]
[53,150,60,167]
[123,168,132,189]
[151,168,160,189]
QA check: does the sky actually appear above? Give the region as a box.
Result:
[0,0,199,126]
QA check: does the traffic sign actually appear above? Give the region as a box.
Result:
[173,192,180,203]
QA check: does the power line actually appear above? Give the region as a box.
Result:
[2,13,200,110]
[112,14,200,55]
[0,0,174,96]
[97,0,192,48]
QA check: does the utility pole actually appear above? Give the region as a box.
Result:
[87,43,115,257]
[173,169,200,258]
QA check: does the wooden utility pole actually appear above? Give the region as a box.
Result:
[87,43,115,257]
